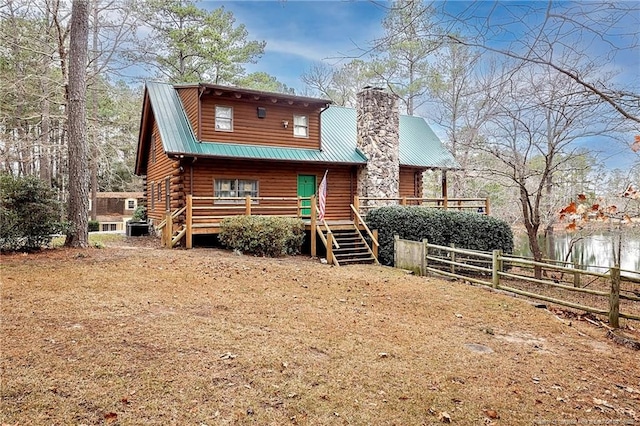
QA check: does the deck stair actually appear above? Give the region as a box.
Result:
[317,221,377,266]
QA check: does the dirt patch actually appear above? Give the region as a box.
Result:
[1,237,639,425]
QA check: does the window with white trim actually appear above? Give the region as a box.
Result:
[215,106,233,131]
[214,179,259,204]
[293,115,308,138]
[125,198,137,210]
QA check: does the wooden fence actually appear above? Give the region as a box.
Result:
[393,236,640,327]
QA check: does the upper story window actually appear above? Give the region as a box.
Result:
[215,106,233,131]
[125,198,137,210]
[293,115,308,138]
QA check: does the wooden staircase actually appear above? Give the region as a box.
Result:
[317,222,377,266]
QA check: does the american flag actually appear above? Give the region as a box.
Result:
[318,170,328,221]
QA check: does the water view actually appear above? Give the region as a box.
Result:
[515,229,640,277]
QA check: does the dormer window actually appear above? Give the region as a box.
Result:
[215,106,233,131]
[293,115,308,138]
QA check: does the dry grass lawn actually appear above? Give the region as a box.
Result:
[1,236,639,425]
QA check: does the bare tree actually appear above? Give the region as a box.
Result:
[436,1,640,125]
[475,61,616,276]
[301,60,374,107]
[64,0,89,248]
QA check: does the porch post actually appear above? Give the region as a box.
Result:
[442,169,448,210]
[165,211,172,248]
[245,195,251,216]
[310,195,317,257]
[186,195,193,249]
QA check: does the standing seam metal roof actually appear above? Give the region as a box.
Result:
[145,81,458,168]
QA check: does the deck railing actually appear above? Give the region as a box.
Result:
[184,195,311,248]
[168,194,490,249]
[354,196,490,217]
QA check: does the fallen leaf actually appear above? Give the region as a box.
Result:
[438,411,452,423]
[104,412,117,421]
[483,409,499,419]
[577,193,587,201]
[593,397,615,409]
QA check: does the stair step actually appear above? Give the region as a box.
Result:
[338,257,376,265]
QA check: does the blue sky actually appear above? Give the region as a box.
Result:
[199,1,639,171]
[207,1,387,92]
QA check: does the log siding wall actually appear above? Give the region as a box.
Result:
[184,159,355,220]
[199,95,322,149]
[145,120,183,223]
[399,167,424,198]
[177,87,199,139]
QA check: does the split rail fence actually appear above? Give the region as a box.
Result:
[394,236,640,327]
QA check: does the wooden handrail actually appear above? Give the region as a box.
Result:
[350,204,379,250]
[172,206,186,218]
[321,220,340,249]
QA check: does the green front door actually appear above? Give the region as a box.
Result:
[297,175,316,217]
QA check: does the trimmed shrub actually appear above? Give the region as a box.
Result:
[0,174,67,251]
[366,206,514,266]
[88,220,100,232]
[218,216,306,257]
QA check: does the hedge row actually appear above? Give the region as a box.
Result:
[366,206,514,266]
[218,216,305,257]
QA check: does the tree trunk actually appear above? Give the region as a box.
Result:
[520,186,543,279]
[65,0,90,248]
[90,0,99,221]
[40,80,52,186]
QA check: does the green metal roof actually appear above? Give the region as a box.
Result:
[321,106,459,169]
[145,81,458,169]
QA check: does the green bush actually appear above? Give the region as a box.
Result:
[131,205,146,222]
[366,206,514,266]
[218,216,306,257]
[0,174,67,251]
[88,220,100,232]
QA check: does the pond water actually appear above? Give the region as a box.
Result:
[514,230,640,277]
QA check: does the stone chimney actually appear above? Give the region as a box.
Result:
[356,87,400,205]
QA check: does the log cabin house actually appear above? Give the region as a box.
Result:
[135,82,483,264]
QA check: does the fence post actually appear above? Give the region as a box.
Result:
[573,260,581,288]
[485,198,490,216]
[492,249,502,288]
[450,243,456,274]
[394,235,399,267]
[422,239,428,276]
[609,265,621,328]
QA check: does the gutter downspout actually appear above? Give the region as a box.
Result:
[318,102,332,152]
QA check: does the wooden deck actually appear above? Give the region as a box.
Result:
[157,194,489,255]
